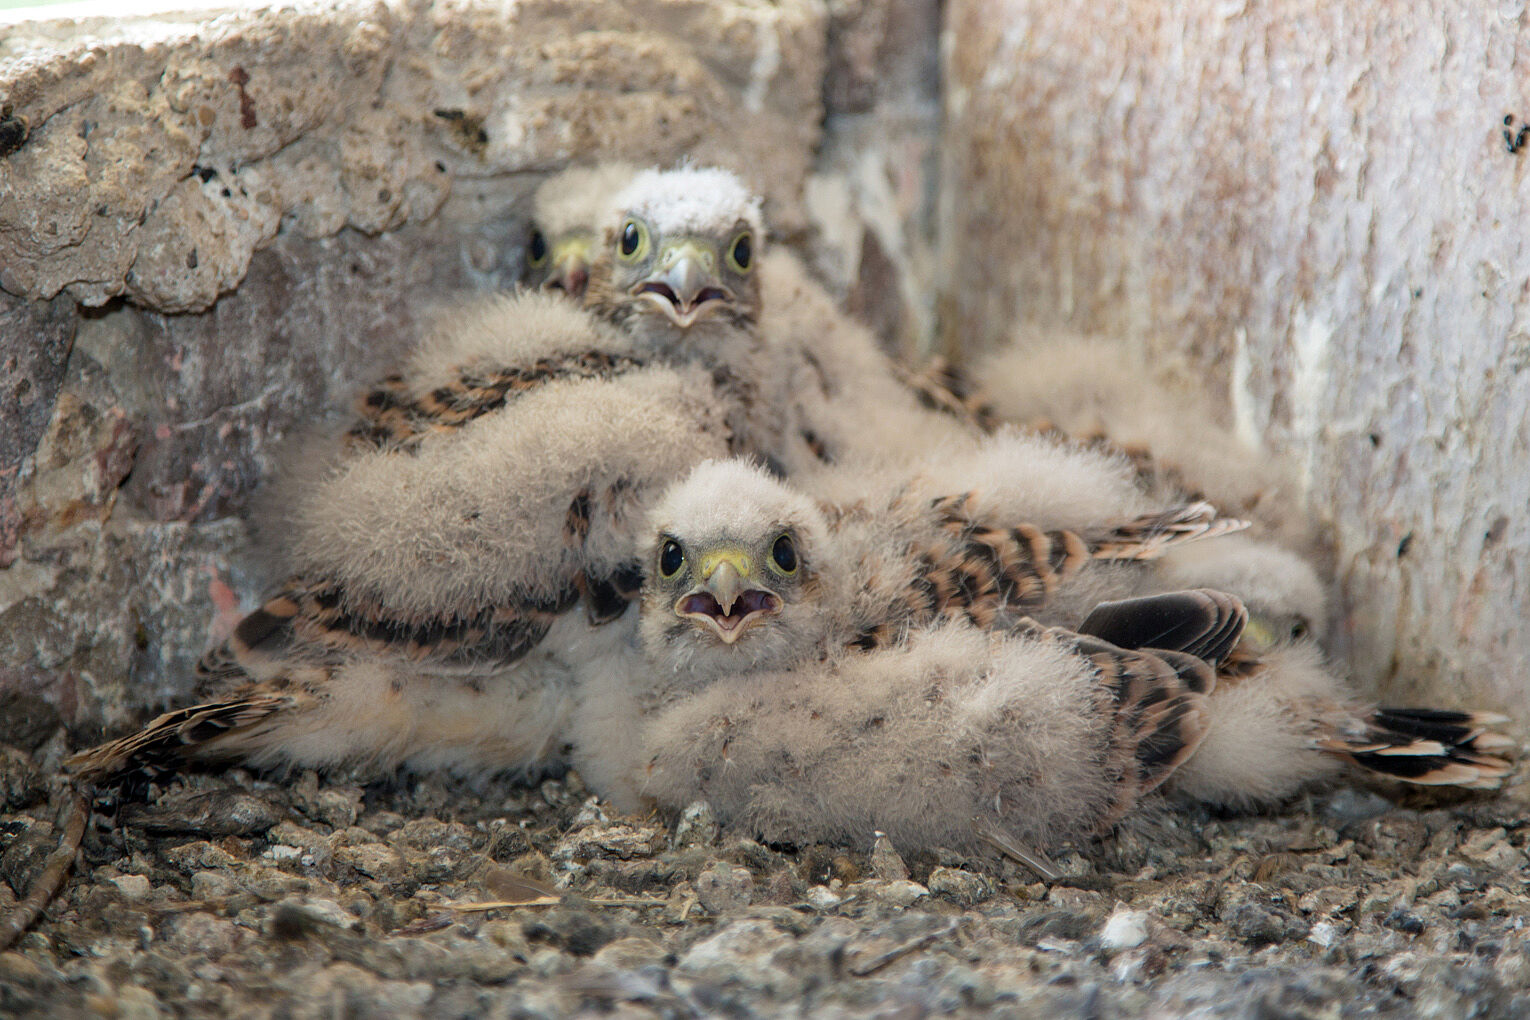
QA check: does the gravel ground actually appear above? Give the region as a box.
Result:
[2,732,1528,1019]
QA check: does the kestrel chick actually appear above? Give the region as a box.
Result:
[523,163,638,297]
[612,458,1241,852]
[608,460,1513,849]
[585,166,989,471]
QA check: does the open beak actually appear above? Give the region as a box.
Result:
[630,240,735,327]
[543,239,593,297]
[674,548,783,644]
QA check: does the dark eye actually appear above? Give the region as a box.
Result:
[771,533,797,573]
[728,231,753,272]
[527,228,548,266]
[659,539,684,577]
[1290,619,1310,640]
[620,220,642,258]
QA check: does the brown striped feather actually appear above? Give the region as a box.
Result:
[65,691,302,784]
[345,351,647,452]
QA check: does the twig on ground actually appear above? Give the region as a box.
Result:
[0,786,88,951]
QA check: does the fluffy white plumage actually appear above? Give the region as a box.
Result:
[638,620,1206,854]
[595,458,1228,852]
[974,332,1327,633]
[585,459,1513,844]
[70,165,1511,828]
[975,332,1313,541]
[531,163,639,239]
[68,292,738,783]
[614,166,764,238]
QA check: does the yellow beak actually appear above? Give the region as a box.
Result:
[632,239,734,327]
[674,545,783,644]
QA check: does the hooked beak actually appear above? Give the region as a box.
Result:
[542,239,592,297]
[631,241,735,327]
[674,549,783,644]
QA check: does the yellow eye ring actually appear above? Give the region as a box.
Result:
[617,219,650,263]
[526,228,549,268]
[726,230,754,274]
[769,532,798,575]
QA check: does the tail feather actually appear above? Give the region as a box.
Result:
[64,693,296,785]
[1086,501,1251,561]
[1319,705,1516,790]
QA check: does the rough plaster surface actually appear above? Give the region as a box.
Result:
[940,1,1530,714]
[0,0,845,731]
[809,0,943,357]
[0,0,824,311]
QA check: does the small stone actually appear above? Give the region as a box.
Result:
[927,866,993,905]
[805,885,842,910]
[553,822,665,863]
[1227,902,1288,945]
[102,985,165,1020]
[1495,949,1530,986]
[870,879,928,909]
[1296,885,1356,918]
[108,874,152,901]
[334,842,409,885]
[1459,828,1525,871]
[695,862,754,915]
[591,936,667,970]
[677,918,803,995]
[164,912,241,959]
[278,897,357,931]
[674,801,719,847]
[394,817,480,853]
[191,870,238,900]
[132,790,281,836]
[1100,906,1150,952]
[0,950,44,984]
[162,841,239,874]
[266,820,327,853]
[868,831,909,881]
[1383,908,1425,935]
[309,789,361,830]
[1308,921,1342,948]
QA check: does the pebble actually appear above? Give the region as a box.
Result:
[108,874,153,902]
[4,742,1526,1018]
[554,822,666,863]
[927,866,993,905]
[695,862,754,914]
[334,842,410,885]
[133,791,281,836]
[674,801,719,847]
[1100,907,1150,952]
[1308,921,1342,948]
[869,879,928,909]
[805,885,842,910]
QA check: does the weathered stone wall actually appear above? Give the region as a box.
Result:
[0,0,844,739]
[940,1,1530,713]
